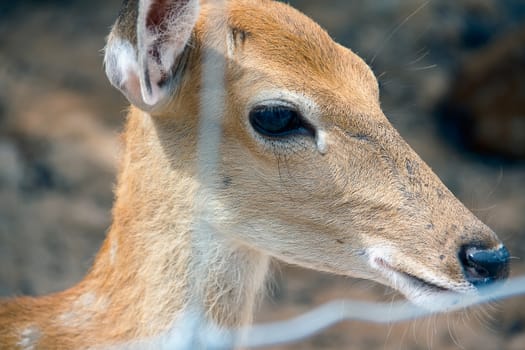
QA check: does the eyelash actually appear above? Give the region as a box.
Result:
[249,105,315,139]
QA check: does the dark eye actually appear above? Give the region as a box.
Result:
[249,106,314,138]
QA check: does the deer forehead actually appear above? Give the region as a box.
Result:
[218,0,380,125]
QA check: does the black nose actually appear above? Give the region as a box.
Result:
[459,245,510,287]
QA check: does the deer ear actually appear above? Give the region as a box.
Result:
[104,0,200,110]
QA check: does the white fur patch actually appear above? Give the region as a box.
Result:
[104,36,142,106]
[18,326,40,350]
[78,292,97,307]
[59,292,108,327]
[110,239,118,265]
[316,129,329,154]
[367,247,475,311]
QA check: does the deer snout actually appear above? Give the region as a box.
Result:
[458,244,510,287]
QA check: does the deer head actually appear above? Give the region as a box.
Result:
[104,0,509,310]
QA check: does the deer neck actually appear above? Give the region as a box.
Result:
[1,108,270,348]
[93,108,270,335]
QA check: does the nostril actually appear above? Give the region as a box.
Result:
[459,245,510,287]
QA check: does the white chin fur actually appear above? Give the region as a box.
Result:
[367,247,475,312]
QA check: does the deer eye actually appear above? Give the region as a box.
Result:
[249,105,314,138]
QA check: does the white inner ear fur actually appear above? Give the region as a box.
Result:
[104,0,200,110]
[137,0,200,106]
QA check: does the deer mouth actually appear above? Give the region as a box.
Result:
[371,256,483,312]
[374,257,451,294]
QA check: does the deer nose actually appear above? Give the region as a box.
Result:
[459,245,510,287]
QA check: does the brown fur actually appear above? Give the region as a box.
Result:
[0,1,504,349]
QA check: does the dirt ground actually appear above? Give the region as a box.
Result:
[0,1,524,349]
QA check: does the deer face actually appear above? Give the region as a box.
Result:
[213,1,509,307]
[105,0,509,309]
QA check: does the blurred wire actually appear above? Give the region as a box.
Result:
[222,276,525,349]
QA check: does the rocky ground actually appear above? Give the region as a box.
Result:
[0,1,524,349]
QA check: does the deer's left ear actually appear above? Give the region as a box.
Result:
[104,0,200,111]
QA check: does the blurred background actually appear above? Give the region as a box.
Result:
[0,0,524,349]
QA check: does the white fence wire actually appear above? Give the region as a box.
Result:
[230,276,525,349]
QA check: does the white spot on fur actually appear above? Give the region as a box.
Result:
[58,292,108,326]
[18,326,40,350]
[110,239,118,265]
[78,292,97,307]
[58,310,75,324]
[316,129,328,154]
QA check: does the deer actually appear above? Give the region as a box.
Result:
[0,0,511,349]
